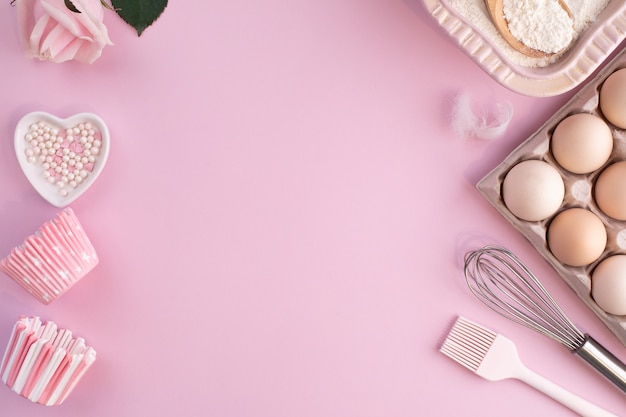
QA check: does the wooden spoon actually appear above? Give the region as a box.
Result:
[484,0,573,58]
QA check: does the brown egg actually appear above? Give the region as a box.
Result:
[547,208,606,267]
[551,113,613,174]
[600,68,626,128]
[592,255,626,315]
[595,161,626,220]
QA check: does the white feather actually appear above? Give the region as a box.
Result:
[450,92,513,140]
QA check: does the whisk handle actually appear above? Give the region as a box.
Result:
[575,336,626,394]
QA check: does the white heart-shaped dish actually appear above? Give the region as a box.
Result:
[14,111,110,207]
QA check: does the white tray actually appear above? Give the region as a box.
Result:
[421,0,626,96]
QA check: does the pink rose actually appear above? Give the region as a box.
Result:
[16,0,113,63]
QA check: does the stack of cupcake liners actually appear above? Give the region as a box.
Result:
[0,207,99,405]
[0,207,98,305]
[1,316,96,406]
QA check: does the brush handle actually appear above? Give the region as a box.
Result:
[517,365,618,417]
[575,335,626,394]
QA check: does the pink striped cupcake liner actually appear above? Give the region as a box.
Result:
[0,208,98,304]
[1,316,96,406]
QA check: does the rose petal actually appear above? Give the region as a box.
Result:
[28,15,53,58]
[39,25,78,62]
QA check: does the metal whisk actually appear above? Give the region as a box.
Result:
[465,244,626,394]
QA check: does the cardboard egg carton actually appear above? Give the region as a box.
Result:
[478,48,626,346]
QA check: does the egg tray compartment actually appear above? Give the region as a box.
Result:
[478,47,626,347]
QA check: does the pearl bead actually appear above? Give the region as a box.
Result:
[27,156,36,164]
[25,149,34,157]
[88,155,95,163]
[91,147,99,155]
[60,189,69,197]
[43,163,50,170]
[94,139,102,147]
[76,162,84,170]
[80,169,88,178]
[67,135,74,142]
[70,180,77,188]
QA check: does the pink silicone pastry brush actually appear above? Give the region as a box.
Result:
[440,316,618,417]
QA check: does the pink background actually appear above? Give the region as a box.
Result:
[1,0,625,415]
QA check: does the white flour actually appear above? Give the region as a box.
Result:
[504,0,573,54]
[445,0,611,67]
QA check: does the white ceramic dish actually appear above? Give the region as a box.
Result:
[14,111,110,207]
[421,0,626,96]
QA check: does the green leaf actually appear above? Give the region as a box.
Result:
[111,0,168,36]
[64,0,81,13]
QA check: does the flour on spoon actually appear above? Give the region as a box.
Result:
[446,0,611,67]
[503,0,573,54]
